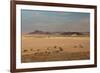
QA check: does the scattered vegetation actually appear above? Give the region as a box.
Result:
[22,43,89,63]
[21,34,90,63]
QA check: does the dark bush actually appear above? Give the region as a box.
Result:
[79,44,84,48]
[30,48,33,51]
[23,50,28,52]
[54,46,57,48]
[59,47,63,51]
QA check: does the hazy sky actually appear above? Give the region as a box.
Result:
[21,9,90,33]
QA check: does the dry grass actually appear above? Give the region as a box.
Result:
[21,34,90,63]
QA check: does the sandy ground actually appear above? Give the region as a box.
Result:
[21,35,90,63]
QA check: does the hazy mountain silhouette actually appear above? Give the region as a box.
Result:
[28,30,89,36]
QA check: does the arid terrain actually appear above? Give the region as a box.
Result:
[21,33,90,63]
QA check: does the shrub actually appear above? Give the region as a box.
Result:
[79,44,84,48]
[59,47,63,51]
[23,50,28,52]
[30,48,33,51]
[54,46,57,48]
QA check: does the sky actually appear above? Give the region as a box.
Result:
[21,9,90,33]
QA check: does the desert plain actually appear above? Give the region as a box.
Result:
[21,33,90,63]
